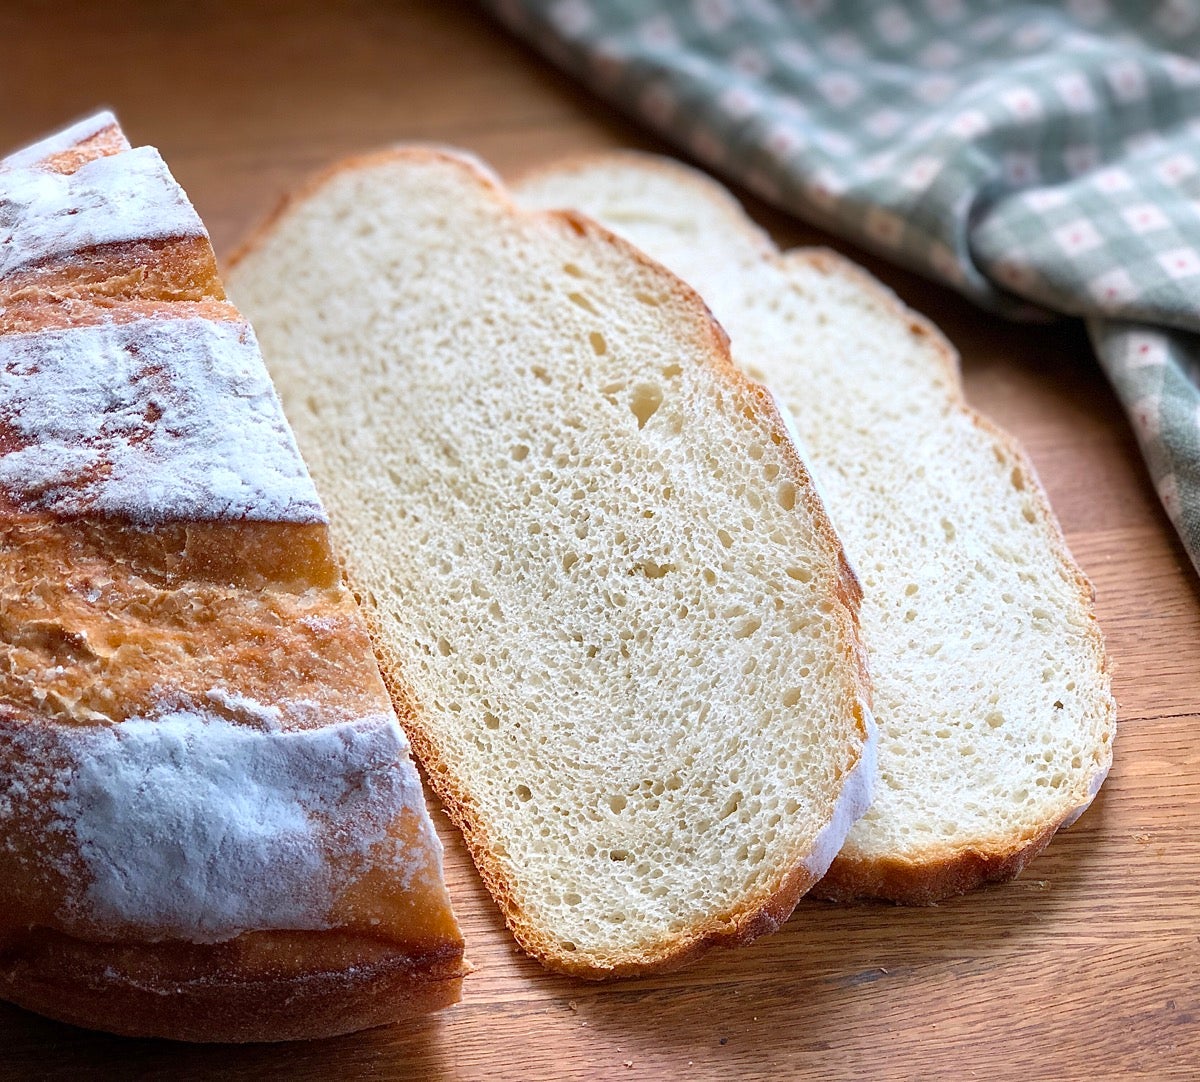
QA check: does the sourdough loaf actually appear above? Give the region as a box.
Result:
[229,147,876,977]
[515,153,1115,903]
[0,114,465,1041]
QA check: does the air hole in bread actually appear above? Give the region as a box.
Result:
[777,482,797,512]
[630,382,663,429]
[567,291,598,315]
[515,784,532,802]
[734,616,761,639]
[589,331,607,356]
[511,444,529,462]
[531,365,551,384]
[718,791,743,820]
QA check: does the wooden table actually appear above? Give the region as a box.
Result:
[3,3,1198,1078]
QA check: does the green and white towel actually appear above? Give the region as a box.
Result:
[484,0,1200,573]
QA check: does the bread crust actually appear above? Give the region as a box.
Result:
[815,825,1061,905]
[0,117,467,1040]
[232,146,876,977]
[512,151,1115,905]
[0,929,465,1043]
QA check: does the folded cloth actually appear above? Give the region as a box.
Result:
[484,0,1200,573]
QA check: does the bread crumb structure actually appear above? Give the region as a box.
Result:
[516,153,1116,903]
[230,148,876,977]
[0,114,465,1043]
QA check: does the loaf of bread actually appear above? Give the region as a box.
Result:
[515,153,1116,903]
[229,147,876,977]
[0,114,466,1042]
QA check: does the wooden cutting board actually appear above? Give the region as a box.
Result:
[2,2,1198,1078]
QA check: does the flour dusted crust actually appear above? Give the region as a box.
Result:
[0,116,465,1041]
[0,316,323,521]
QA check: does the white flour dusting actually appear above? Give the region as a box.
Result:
[30,708,435,943]
[0,316,326,522]
[204,687,285,731]
[0,144,205,276]
[0,111,124,170]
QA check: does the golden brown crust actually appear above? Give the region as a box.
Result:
[32,118,129,176]
[0,236,225,315]
[814,824,1061,905]
[512,152,1115,904]
[235,146,876,978]
[0,120,466,1039]
[0,928,465,1043]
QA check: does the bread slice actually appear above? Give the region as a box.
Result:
[515,153,1115,903]
[0,114,465,1042]
[228,147,876,977]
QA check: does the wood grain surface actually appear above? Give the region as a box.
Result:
[2,2,1198,1079]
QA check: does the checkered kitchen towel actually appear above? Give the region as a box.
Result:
[484,0,1200,574]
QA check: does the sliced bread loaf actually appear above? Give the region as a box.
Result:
[515,153,1115,903]
[228,148,876,976]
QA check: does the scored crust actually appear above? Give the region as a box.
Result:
[230,146,877,978]
[512,151,1115,905]
[0,116,466,1040]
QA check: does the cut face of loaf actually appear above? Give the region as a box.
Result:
[515,153,1115,903]
[229,148,876,977]
[0,114,465,1042]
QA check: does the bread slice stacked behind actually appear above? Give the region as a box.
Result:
[230,148,876,977]
[0,114,465,1042]
[516,154,1115,903]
